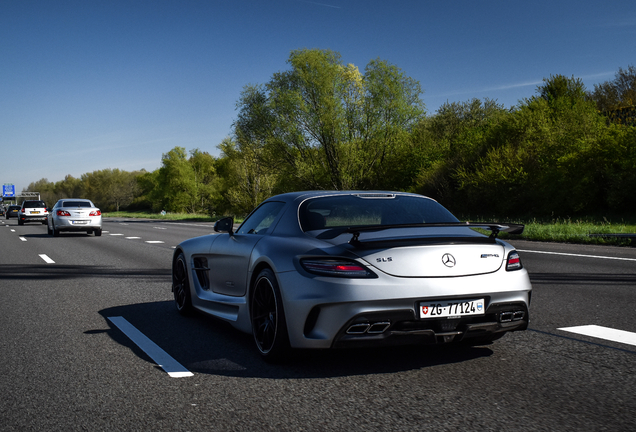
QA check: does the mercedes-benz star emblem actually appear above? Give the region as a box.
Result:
[441,253,456,268]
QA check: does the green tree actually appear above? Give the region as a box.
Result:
[216,137,277,215]
[156,147,197,212]
[589,65,636,111]
[82,169,141,211]
[233,48,425,193]
[536,74,587,106]
[188,149,217,214]
[25,178,56,205]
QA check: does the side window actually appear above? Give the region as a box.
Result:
[236,202,285,235]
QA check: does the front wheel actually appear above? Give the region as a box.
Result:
[172,252,193,315]
[250,269,290,362]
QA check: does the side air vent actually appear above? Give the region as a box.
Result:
[193,257,210,290]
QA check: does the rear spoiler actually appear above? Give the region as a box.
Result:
[315,222,525,248]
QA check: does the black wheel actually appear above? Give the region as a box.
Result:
[52,222,60,237]
[18,219,23,226]
[47,221,52,235]
[251,269,290,361]
[94,229,102,236]
[172,252,193,315]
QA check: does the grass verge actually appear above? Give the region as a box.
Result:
[472,216,636,246]
[103,211,218,222]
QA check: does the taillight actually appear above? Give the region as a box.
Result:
[57,210,71,216]
[300,259,376,278]
[89,210,101,216]
[506,251,523,271]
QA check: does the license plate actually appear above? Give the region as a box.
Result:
[30,211,40,214]
[72,220,88,224]
[420,298,485,319]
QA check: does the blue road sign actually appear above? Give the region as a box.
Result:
[2,184,16,197]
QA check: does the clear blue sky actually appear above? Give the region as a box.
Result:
[1,0,634,194]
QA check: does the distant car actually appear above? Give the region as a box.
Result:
[172,191,532,361]
[5,205,20,219]
[47,199,102,236]
[0,207,5,217]
[18,200,48,225]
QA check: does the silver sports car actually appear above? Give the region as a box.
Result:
[172,191,532,361]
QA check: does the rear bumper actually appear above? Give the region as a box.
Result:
[51,216,102,231]
[330,301,529,348]
[19,214,48,222]
[277,267,532,349]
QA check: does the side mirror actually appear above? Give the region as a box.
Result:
[214,217,234,234]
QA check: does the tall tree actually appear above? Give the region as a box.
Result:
[156,147,197,213]
[233,48,425,192]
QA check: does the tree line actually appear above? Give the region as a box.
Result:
[26,50,636,218]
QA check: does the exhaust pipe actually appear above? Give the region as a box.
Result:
[346,321,391,335]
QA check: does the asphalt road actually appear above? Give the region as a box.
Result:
[1,218,635,431]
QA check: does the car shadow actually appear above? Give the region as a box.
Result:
[97,301,495,379]
[3,261,494,378]
[0,264,171,280]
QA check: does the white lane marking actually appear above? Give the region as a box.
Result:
[107,316,193,378]
[518,249,636,262]
[153,227,167,230]
[125,237,142,240]
[109,233,124,236]
[19,236,27,242]
[39,254,55,264]
[11,229,15,232]
[145,240,164,244]
[558,325,636,347]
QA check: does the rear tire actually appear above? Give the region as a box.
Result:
[52,222,60,237]
[250,269,290,362]
[172,252,193,315]
[94,229,102,236]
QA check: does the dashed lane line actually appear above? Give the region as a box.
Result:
[19,236,27,242]
[39,254,55,264]
[558,325,636,347]
[107,316,193,378]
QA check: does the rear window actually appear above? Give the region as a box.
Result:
[22,201,46,208]
[299,194,458,231]
[61,201,93,208]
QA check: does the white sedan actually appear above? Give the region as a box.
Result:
[47,199,102,236]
